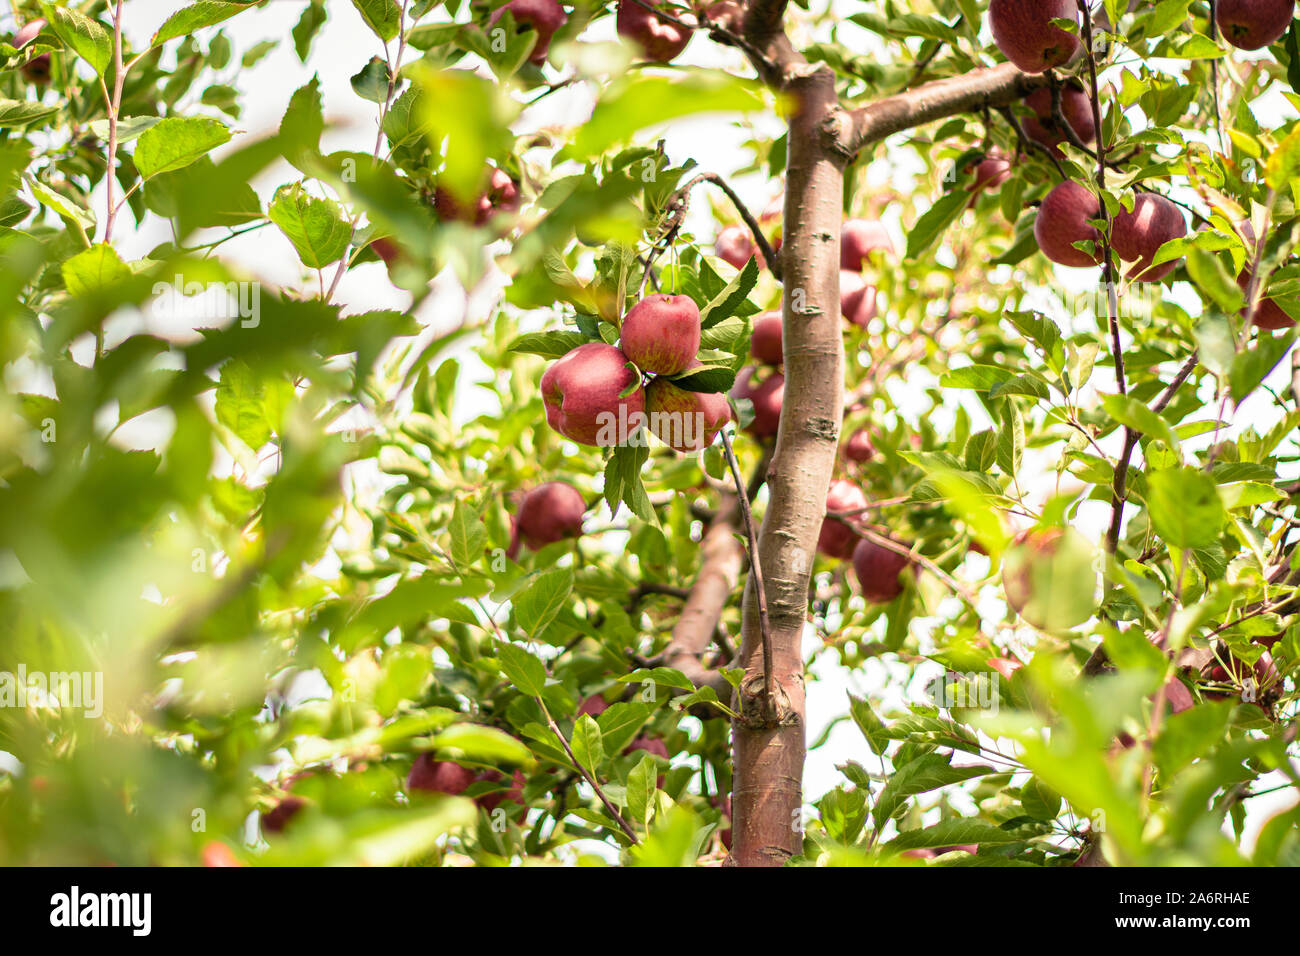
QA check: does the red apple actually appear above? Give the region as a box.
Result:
[1216,0,1295,51]
[620,294,701,375]
[1238,271,1296,329]
[370,236,403,267]
[21,53,50,84]
[261,795,306,834]
[730,367,784,438]
[714,224,760,270]
[851,537,912,604]
[616,0,692,62]
[1034,180,1101,268]
[624,736,669,759]
[818,479,868,559]
[645,373,731,453]
[434,167,520,225]
[541,342,646,446]
[474,769,526,812]
[841,219,894,272]
[1022,84,1096,154]
[969,149,1013,192]
[1110,193,1187,282]
[407,754,477,795]
[516,481,586,549]
[485,167,521,220]
[988,0,1080,73]
[842,428,875,463]
[750,311,783,366]
[488,0,568,65]
[13,18,46,49]
[577,694,609,718]
[840,270,878,327]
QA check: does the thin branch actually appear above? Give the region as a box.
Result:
[854,525,982,610]
[1106,352,1200,552]
[666,172,782,281]
[538,699,639,843]
[720,427,775,724]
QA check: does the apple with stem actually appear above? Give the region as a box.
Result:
[616,0,692,62]
[645,370,731,453]
[1238,271,1296,329]
[988,0,1080,73]
[818,480,868,559]
[1110,193,1187,282]
[968,149,1012,193]
[851,537,913,604]
[515,481,586,551]
[541,342,646,446]
[1035,180,1101,268]
[620,293,701,376]
[750,311,783,366]
[1216,0,1296,51]
[730,367,784,438]
[488,0,568,65]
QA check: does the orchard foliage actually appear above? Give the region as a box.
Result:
[0,0,1297,867]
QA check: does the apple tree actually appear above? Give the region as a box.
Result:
[0,0,1297,868]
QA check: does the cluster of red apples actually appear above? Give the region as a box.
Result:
[986,1,1295,331]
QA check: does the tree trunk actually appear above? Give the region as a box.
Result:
[730,63,846,867]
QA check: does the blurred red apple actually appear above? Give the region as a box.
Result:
[729,367,784,438]
[516,481,586,549]
[488,0,568,65]
[818,479,868,559]
[616,0,692,62]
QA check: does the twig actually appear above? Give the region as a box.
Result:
[1106,352,1200,552]
[670,171,782,281]
[720,428,776,723]
[538,698,639,843]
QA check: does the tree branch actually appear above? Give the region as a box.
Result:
[673,172,783,280]
[839,63,1047,156]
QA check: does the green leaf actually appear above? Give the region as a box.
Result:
[152,1,256,48]
[215,360,272,450]
[429,723,532,765]
[872,755,994,827]
[513,566,574,637]
[61,243,130,297]
[570,715,605,773]
[495,641,548,697]
[888,819,1021,851]
[0,98,58,129]
[848,693,888,756]
[1101,393,1181,452]
[268,182,352,268]
[508,330,591,358]
[699,256,759,327]
[1229,328,1299,403]
[626,754,657,826]
[1021,777,1062,821]
[134,117,233,180]
[448,500,488,570]
[596,701,652,755]
[42,4,112,75]
[1146,467,1227,549]
[351,0,401,42]
[906,187,969,258]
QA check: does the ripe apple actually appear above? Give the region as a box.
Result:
[988,0,1080,73]
[750,311,783,366]
[473,769,527,812]
[1110,193,1187,282]
[485,167,521,220]
[969,149,1012,193]
[1034,180,1101,268]
[261,795,306,834]
[1216,0,1295,51]
[851,537,912,604]
[13,18,46,49]
[1238,271,1296,329]
[730,367,784,438]
[541,342,646,446]
[434,167,520,225]
[841,219,894,272]
[21,53,50,84]
[840,270,878,327]
[1022,84,1096,153]
[407,754,477,795]
[842,428,875,463]
[369,236,404,268]
[516,481,586,550]
[488,0,568,65]
[818,479,868,559]
[577,694,609,718]
[616,0,692,62]
[645,372,731,453]
[714,224,760,270]
[620,293,701,376]
[1001,527,1098,631]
